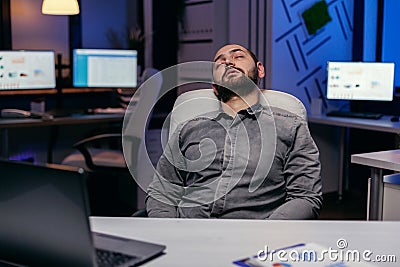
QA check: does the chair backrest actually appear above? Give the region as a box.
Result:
[123,68,163,134]
[169,88,307,137]
[141,68,160,82]
[123,68,163,187]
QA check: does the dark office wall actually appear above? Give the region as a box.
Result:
[8,0,138,64]
[80,0,129,49]
[136,0,144,68]
[351,0,400,115]
[352,0,364,61]
[152,0,178,70]
[0,0,12,49]
[10,0,70,63]
[151,0,179,115]
[379,0,400,89]
[68,0,82,65]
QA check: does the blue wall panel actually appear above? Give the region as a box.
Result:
[271,0,354,111]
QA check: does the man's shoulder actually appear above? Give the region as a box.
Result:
[266,106,304,120]
[173,110,220,135]
[184,110,219,124]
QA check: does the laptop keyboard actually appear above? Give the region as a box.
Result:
[96,248,138,267]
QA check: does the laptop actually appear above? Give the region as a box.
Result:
[0,160,165,267]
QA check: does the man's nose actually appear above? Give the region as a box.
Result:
[224,58,235,66]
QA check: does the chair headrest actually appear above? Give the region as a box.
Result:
[169,89,307,137]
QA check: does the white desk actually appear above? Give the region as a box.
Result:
[91,217,400,266]
[308,114,400,199]
[352,150,400,220]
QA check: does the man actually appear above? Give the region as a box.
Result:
[146,44,322,219]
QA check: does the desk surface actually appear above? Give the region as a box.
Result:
[0,113,124,128]
[351,149,400,172]
[90,217,400,266]
[308,114,400,134]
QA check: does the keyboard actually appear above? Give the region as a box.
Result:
[326,111,383,120]
[96,248,138,267]
[47,108,86,118]
[93,107,126,114]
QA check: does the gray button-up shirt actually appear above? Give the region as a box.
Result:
[146,103,322,219]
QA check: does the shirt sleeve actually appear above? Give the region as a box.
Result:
[268,118,322,219]
[145,129,186,218]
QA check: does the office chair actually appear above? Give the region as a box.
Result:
[62,68,163,216]
[62,68,161,169]
[132,88,307,217]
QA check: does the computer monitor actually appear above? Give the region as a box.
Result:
[73,49,138,88]
[326,61,395,101]
[0,50,56,91]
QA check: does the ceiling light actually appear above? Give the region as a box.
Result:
[42,0,80,15]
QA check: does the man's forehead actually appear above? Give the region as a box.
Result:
[214,45,248,60]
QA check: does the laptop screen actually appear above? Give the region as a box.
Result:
[0,160,165,267]
[0,160,95,267]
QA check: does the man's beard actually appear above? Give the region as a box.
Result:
[214,65,259,102]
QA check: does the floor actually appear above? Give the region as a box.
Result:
[319,191,367,220]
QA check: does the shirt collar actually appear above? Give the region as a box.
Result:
[212,101,264,120]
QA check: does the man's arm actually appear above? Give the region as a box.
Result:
[146,130,186,218]
[269,119,322,219]
[145,159,183,217]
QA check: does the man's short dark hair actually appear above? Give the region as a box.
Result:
[245,48,259,66]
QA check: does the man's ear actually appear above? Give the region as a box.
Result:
[257,62,265,79]
[212,84,219,96]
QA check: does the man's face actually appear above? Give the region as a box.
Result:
[212,44,261,101]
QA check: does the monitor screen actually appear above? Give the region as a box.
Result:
[0,50,56,90]
[326,61,395,101]
[73,49,137,88]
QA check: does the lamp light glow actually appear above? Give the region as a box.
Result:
[42,0,80,15]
